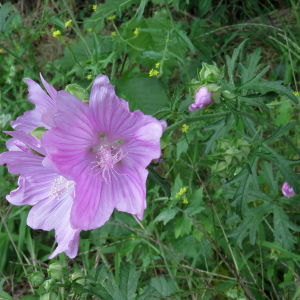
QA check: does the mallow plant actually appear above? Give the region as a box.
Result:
[1,41,300,299]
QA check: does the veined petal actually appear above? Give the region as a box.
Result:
[11,78,56,132]
[40,73,57,101]
[42,91,98,178]
[122,122,163,171]
[4,130,46,156]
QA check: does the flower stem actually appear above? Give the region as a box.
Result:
[163,112,228,135]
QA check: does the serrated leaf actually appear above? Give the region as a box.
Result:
[225,39,248,83]
[116,76,169,115]
[240,48,262,84]
[273,205,300,251]
[228,203,270,248]
[255,144,300,194]
[240,80,298,104]
[203,114,233,155]
[150,277,176,297]
[0,3,15,33]
[136,286,156,300]
[119,263,141,300]
[154,208,178,225]
[259,161,279,197]
[147,165,171,198]
[226,156,259,217]
[174,214,192,238]
[261,241,300,261]
[264,122,297,144]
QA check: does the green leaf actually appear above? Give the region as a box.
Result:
[264,122,297,144]
[255,144,300,194]
[225,39,248,83]
[226,156,259,217]
[137,0,149,21]
[186,187,204,216]
[136,286,156,300]
[154,208,178,225]
[174,214,192,238]
[0,3,15,33]
[203,114,234,155]
[261,241,300,261]
[175,28,195,53]
[0,277,7,294]
[240,80,298,104]
[98,0,134,13]
[119,263,141,300]
[273,205,300,251]
[150,277,176,297]
[176,138,188,159]
[116,76,169,115]
[228,203,270,248]
[259,161,279,197]
[240,48,262,84]
[147,165,171,198]
[49,16,66,29]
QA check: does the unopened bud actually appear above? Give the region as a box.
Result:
[199,62,224,83]
[40,292,58,300]
[65,84,89,103]
[27,271,45,287]
[211,161,228,178]
[41,278,57,291]
[48,262,63,281]
[71,272,85,285]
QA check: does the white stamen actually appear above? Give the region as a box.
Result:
[51,176,75,200]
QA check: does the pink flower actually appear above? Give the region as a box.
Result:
[0,130,80,259]
[282,182,295,198]
[11,74,57,132]
[42,75,166,231]
[188,86,213,111]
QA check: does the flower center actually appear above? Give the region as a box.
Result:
[51,176,75,200]
[90,145,126,183]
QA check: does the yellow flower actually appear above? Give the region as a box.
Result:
[86,74,92,80]
[149,69,159,77]
[93,5,97,11]
[293,91,299,96]
[88,28,93,33]
[183,198,188,204]
[155,62,160,69]
[176,187,187,198]
[65,19,72,27]
[0,49,4,54]
[53,30,61,38]
[182,124,189,133]
[111,31,116,36]
[134,28,140,35]
[131,234,135,241]
[108,15,116,21]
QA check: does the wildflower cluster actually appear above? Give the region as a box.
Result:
[108,15,116,21]
[52,30,61,38]
[64,20,72,27]
[176,187,187,198]
[182,124,189,133]
[0,74,166,259]
[149,61,161,77]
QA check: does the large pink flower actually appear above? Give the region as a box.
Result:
[0,130,80,259]
[42,75,166,231]
[11,74,57,132]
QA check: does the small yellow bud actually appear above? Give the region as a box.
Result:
[93,5,97,11]
[88,28,92,33]
[149,69,159,77]
[155,62,161,69]
[293,91,299,96]
[131,234,135,241]
[0,49,4,54]
[271,248,275,253]
[183,198,188,204]
[111,31,116,36]
[182,124,189,133]
[133,28,140,35]
[53,30,61,38]
[65,20,72,27]
[86,74,92,80]
[108,15,116,21]
[50,27,56,32]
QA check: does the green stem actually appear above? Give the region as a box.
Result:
[164,112,228,135]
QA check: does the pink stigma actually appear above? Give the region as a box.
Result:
[91,145,125,183]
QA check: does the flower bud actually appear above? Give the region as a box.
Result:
[41,278,57,292]
[48,262,63,281]
[237,139,251,157]
[199,62,224,83]
[224,146,243,165]
[40,292,58,300]
[71,272,85,285]
[26,271,45,287]
[282,182,295,197]
[188,86,213,111]
[211,161,228,178]
[65,84,89,103]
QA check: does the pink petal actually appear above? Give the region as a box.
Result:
[40,73,57,101]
